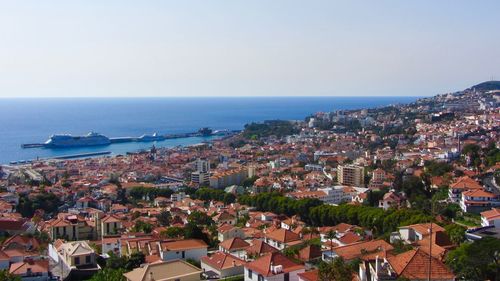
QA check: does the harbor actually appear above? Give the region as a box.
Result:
[21,128,235,149]
[9,151,112,165]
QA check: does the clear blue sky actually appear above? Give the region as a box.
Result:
[1,1,499,97]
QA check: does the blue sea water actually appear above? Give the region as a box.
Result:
[0,97,419,164]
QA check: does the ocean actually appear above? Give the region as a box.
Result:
[0,96,419,164]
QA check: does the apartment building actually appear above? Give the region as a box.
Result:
[337,164,365,187]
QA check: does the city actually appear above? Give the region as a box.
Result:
[0,81,499,280]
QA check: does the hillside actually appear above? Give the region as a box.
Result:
[469,80,500,92]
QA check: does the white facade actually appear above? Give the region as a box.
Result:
[201,262,244,278]
[160,247,207,262]
[244,267,304,281]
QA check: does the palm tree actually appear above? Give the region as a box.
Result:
[325,230,337,262]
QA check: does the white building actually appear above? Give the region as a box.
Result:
[481,208,500,227]
[244,252,305,281]
[158,239,208,262]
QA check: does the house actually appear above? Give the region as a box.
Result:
[1,235,41,253]
[101,236,121,256]
[201,251,245,278]
[460,188,500,213]
[158,239,208,262]
[245,240,278,259]
[264,228,301,250]
[378,191,405,210]
[416,231,455,260]
[218,224,245,242]
[219,237,250,260]
[213,211,237,226]
[448,176,483,203]
[298,270,319,281]
[244,252,305,281]
[0,219,35,236]
[481,208,500,227]
[297,245,322,263]
[395,223,445,244]
[9,260,50,281]
[363,249,455,281]
[124,259,202,281]
[100,214,122,238]
[45,214,95,241]
[324,239,393,262]
[51,240,98,269]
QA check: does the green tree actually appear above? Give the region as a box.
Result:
[89,268,126,281]
[132,220,153,234]
[0,270,21,281]
[318,258,353,281]
[184,223,209,243]
[444,224,466,245]
[125,252,145,270]
[156,210,171,227]
[161,226,184,238]
[106,252,127,269]
[446,237,500,280]
[188,211,214,226]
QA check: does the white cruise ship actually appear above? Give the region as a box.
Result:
[44,132,111,148]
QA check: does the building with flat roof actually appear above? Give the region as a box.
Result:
[124,259,202,281]
[337,164,365,187]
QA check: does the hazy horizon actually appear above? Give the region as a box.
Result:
[1,1,499,98]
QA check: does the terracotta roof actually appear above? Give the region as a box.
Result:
[402,223,445,236]
[160,239,208,251]
[201,251,245,270]
[450,176,483,190]
[481,208,500,220]
[245,252,304,277]
[462,189,496,198]
[219,237,250,251]
[333,239,393,261]
[265,228,301,243]
[339,232,363,245]
[9,260,49,275]
[298,245,322,262]
[387,248,455,280]
[246,240,279,256]
[297,270,319,281]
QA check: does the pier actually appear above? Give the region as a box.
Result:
[21,128,238,149]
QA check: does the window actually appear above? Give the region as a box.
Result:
[248,269,252,278]
[75,257,80,265]
[85,255,91,264]
[258,274,264,281]
[285,273,289,281]
[182,251,185,258]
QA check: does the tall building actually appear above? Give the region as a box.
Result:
[191,158,210,185]
[337,164,365,187]
[196,158,210,173]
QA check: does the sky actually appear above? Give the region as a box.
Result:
[0,1,499,98]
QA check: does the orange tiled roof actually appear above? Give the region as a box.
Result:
[219,237,250,251]
[333,239,393,261]
[246,240,279,256]
[387,248,455,280]
[245,252,304,277]
[265,228,301,243]
[160,239,208,251]
[201,251,245,270]
[481,208,500,220]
